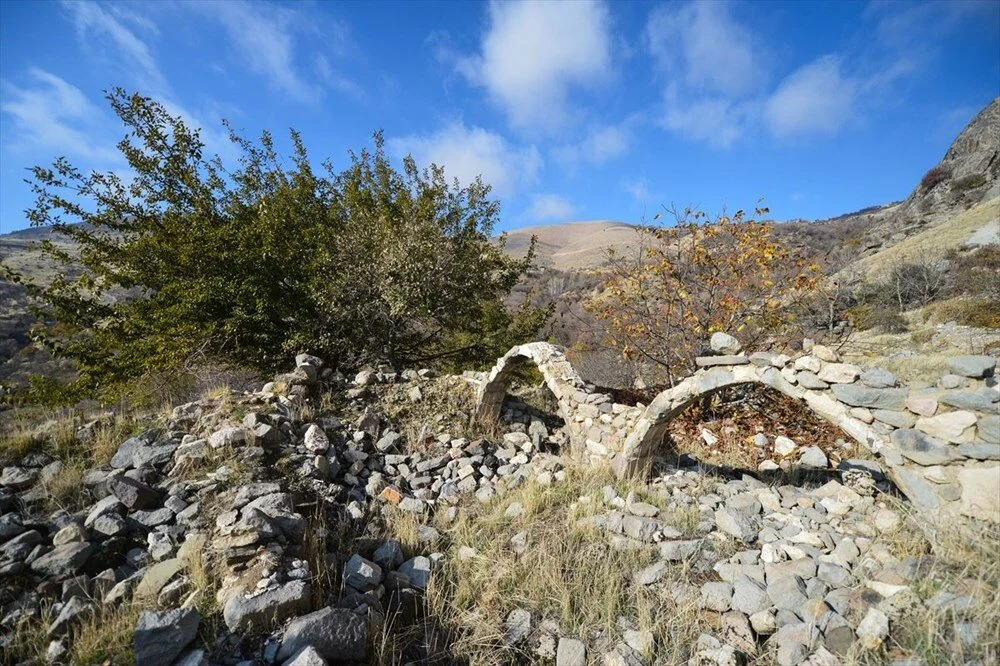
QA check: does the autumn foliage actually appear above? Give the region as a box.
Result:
[588,206,819,386]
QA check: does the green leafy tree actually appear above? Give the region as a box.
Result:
[10,90,546,394]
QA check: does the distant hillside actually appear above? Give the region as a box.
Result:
[504,220,640,271]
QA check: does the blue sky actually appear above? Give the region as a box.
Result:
[1,0,998,234]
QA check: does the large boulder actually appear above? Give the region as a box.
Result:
[946,355,996,379]
[222,581,311,632]
[30,542,93,579]
[276,607,368,663]
[134,608,200,666]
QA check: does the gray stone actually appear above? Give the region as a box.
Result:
[556,637,587,666]
[957,466,1000,521]
[830,385,907,410]
[398,556,432,590]
[799,446,828,469]
[916,410,977,443]
[941,374,965,389]
[303,424,329,453]
[715,505,759,543]
[344,554,382,591]
[276,607,367,663]
[817,363,861,384]
[634,560,668,586]
[284,646,327,666]
[109,475,161,510]
[946,355,996,378]
[977,414,999,444]
[31,542,93,579]
[893,468,940,511]
[890,429,960,466]
[767,575,808,611]
[658,539,702,561]
[90,513,128,538]
[856,608,889,649]
[696,355,749,367]
[956,443,1000,460]
[1,466,36,489]
[939,391,998,412]
[731,574,770,615]
[134,608,200,666]
[872,409,917,429]
[209,426,246,449]
[796,372,829,390]
[860,368,896,388]
[710,332,742,355]
[699,581,733,612]
[504,608,532,645]
[372,540,404,570]
[222,580,311,632]
[47,597,92,637]
[110,436,176,469]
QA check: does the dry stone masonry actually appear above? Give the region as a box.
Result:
[474,338,999,524]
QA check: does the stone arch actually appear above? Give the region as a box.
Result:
[615,363,885,477]
[474,344,589,448]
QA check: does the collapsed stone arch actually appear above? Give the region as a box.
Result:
[475,342,999,523]
[614,364,883,477]
[474,342,595,456]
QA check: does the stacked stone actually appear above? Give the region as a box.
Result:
[472,338,999,524]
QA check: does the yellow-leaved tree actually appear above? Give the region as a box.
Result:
[588,205,820,387]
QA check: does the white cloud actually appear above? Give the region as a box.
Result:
[644,2,765,146]
[389,122,542,200]
[0,68,119,162]
[660,86,749,148]
[62,0,168,94]
[624,177,653,204]
[766,56,858,137]
[527,193,575,221]
[554,122,630,167]
[645,2,762,96]
[197,0,319,104]
[315,55,365,101]
[458,0,613,134]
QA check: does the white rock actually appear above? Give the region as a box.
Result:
[303,425,329,453]
[856,608,889,649]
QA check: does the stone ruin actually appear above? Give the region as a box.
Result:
[473,336,999,524]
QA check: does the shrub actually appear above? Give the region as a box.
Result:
[847,303,909,333]
[920,165,952,191]
[951,173,986,192]
[588,206,820,385]
[926,298,1000,328]
[14,91,548,393]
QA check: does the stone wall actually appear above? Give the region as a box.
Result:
[474,339,999,523]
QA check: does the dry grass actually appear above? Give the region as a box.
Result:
[844,496,1000,665]
[376,466,713,665]
[845,199,1000,282]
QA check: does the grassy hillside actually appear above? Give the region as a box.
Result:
[844,198,1000,281]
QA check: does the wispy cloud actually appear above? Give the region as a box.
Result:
[62,0,169,94]
[455,0,614,135]
[623,177,660,206]
[645,2,766,147]
[0,68,120,162]
[765,56,858,138]
[554,122,632,168]
[196,0,321,104]
[527,193,575,221]
[389,122,542,200]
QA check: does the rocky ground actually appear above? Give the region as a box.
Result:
[1,354,997,665]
